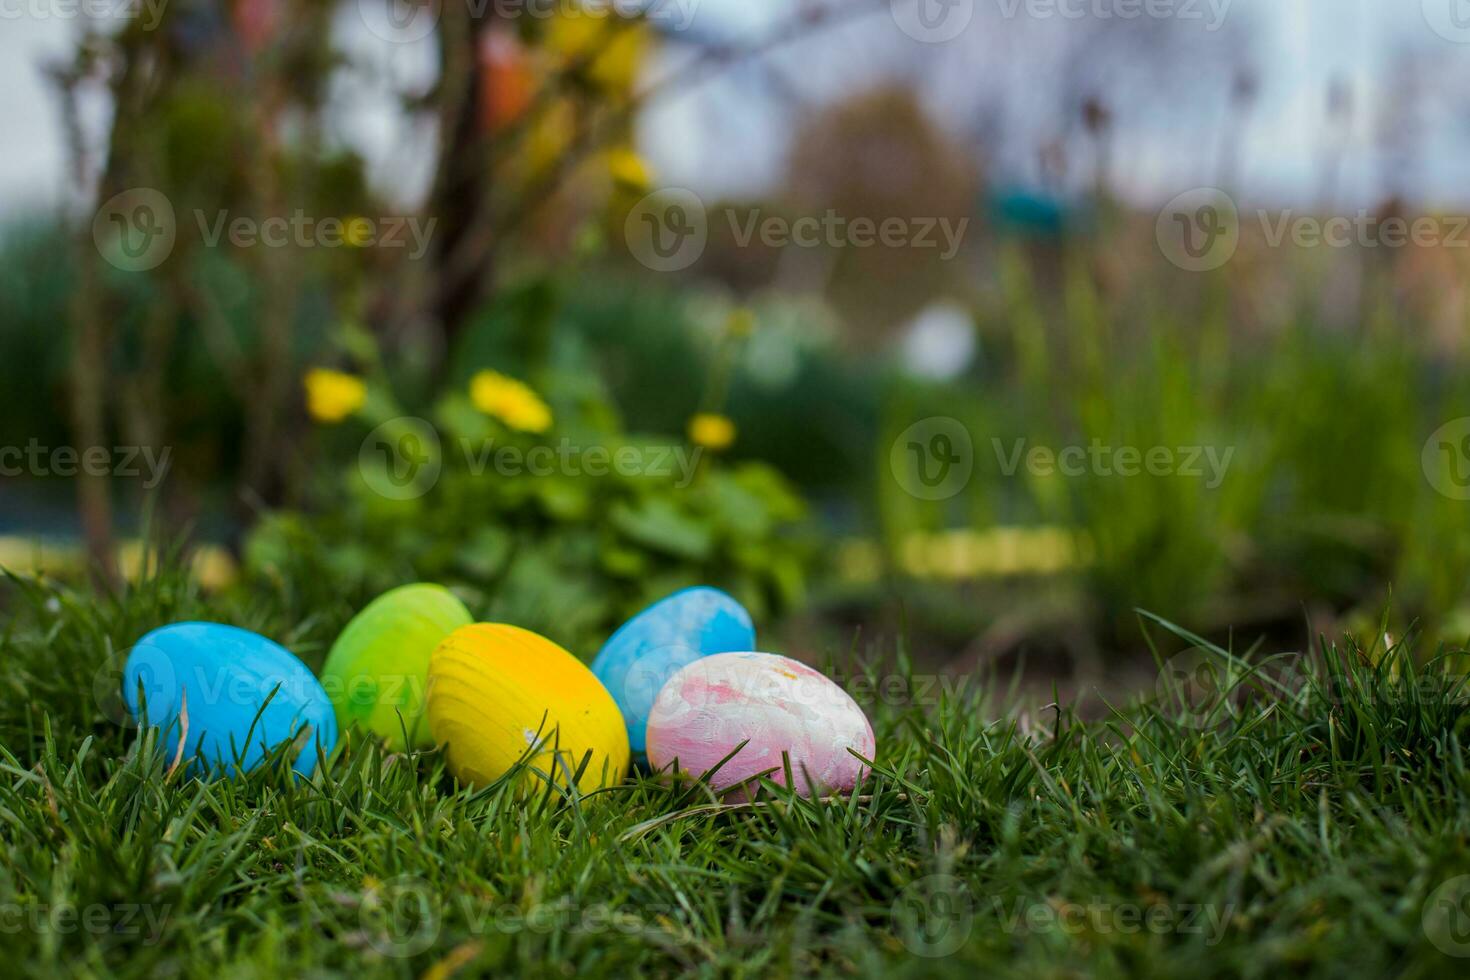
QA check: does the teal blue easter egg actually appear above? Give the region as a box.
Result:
[590,587,755,761]
[122,622,337,777]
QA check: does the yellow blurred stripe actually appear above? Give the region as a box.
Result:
[838,526,1090,583]
[0,536,237,591]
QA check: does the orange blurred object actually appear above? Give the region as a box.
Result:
[480,32,536,135]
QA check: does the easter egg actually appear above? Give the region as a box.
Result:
[319,583,473,751]
[427,624,630,792]
[122,622,337,777]
[590,586,755,762]
[645,652,874,797]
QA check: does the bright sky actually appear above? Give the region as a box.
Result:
[4,0,1470,218]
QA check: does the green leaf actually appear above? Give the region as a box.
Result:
[609,498,714,561]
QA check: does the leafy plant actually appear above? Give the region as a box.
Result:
[243,298,810,658]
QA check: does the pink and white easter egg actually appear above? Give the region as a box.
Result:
[645,652,875,797]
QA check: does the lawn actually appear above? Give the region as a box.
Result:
[1,568,1467,978]
[8,6,1470,979]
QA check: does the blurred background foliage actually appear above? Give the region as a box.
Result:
[3,0,1470,680]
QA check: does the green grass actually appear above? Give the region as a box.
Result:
[1,566,1468,978]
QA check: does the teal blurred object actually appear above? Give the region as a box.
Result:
[988,188,1073,237]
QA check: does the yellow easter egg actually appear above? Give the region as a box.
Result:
[427,624,630,792]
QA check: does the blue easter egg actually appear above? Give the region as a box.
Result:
[122,622,338,777]
[590,587,756,760]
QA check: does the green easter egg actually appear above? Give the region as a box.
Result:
[321,584,473,751]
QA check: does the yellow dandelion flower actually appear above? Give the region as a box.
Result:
[688,413,736,451]
[544,14,649,92]
[607,147,653,192]
[343,216,374,248]
[469,370,553,434]
[545,10,603,61]
[304,368,366,424]
[725,308,756,338]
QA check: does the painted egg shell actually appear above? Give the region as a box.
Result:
[427,624,630,792]
[646,652,874,797]
[320,583,473,751]
[590,586,755,762]
[122,622,338,777]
